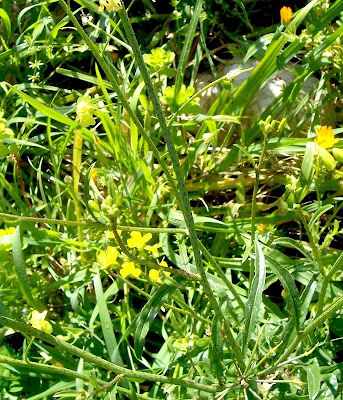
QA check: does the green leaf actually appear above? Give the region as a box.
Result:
[134,284,176,359]
[273,237,318,270]
[309,204,333,231]
[299,142,316,201]
[265,254,301,330]
[305,361,322,400]
[0,143,9,158]
[243,241,266,351]
[173,0,202,111]
[0,8,11,40]
[12,226,43,311]
[9,86,78,128]
[93,274,124,367]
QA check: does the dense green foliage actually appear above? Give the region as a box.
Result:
[0,0,343,398]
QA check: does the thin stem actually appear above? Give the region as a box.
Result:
[112,272,209,323]
[198,241,245,313]
[273,295,343,366]
[0,355,157,400]
[0,315,222,393]
[117,5,246,373]
[168,68,253,127]
[0,212,186,233]
[316,252,343,316]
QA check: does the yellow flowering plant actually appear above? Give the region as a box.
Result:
[280,6,292,24]
[98,0,122,12]
[97,246,119,269]
[29,310,53,334]
[76,96,95,128]
[149,261,171,282]
[145,242,162,257]
[120,261,141,278]
[315,126,339,149]
[127,231,152,251]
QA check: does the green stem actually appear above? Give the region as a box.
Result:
[198,241,245,313]
[24,337,34,363]
[0,355,157,400]
[58,0,184,210]
[113,272,209,323]
[0,315,222,393]
[117,5,246,373]
[316,252,343,316]
[168,68,253,127]
[274,295,343,366]
[0,212,186,233]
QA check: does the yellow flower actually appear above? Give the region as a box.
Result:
[91,169,98,183]
[280,6,292,24]
[315,126,339,149]
[76,96,95,128]
[97,246,119,269]
[30,310,52,334]
[0,227,15,236]
[127,231,152,250]
[159,261,171,278]
[108,230,122,239]
[145,242,162,257]
[99,0,122,12]
[120,261,141,278]
[149,269,161,282]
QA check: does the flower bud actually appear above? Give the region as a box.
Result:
[332,148,343,164]
[88,200,100,212]
[316,145,336,171]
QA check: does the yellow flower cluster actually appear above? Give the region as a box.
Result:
[280,6,292,24]
[315,126,339,149]
[30,310,53,334]
[97,231,170,282]
[99,0,122,12]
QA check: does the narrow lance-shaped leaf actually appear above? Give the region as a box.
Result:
[12,226,44,311]
[93,274,124,367]
[134,284,176,359]
[265,254,301,330]
[243,241,266,352]
[273,237,318,270]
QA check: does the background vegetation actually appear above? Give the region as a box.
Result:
[0,0,342,399]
